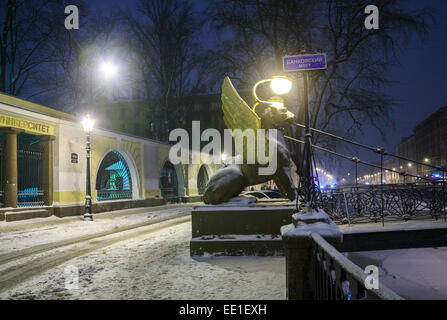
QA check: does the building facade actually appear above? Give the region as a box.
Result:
[385,105,447,183]
[0,93,217,222]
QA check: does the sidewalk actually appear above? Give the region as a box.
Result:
[0,204,197,255]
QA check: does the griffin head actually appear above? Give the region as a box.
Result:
[253,96,295,130]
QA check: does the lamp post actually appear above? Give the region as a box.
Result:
[82,114,95,221]
[254,74,313,204]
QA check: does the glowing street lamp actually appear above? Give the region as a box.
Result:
[99,61,118,79]
[82,114,95,221]
[270,77,293,95]
[253,76,293,106]
[82,114,95,133]
[221,153,228,167]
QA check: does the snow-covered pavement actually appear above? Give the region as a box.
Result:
[0,205,193,254]
[2,205,446,300]
[346,247,447,300]
[0,206,286,300]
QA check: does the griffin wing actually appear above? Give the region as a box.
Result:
[221,77,262,160]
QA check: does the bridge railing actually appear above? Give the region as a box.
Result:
[320,182,446,224]
[310,233,403,300]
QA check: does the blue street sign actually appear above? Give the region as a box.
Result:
[283,53,327,72]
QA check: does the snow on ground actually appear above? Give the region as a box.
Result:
[4,206,446,300]
[346,247,447,300]
[0,206,191,254]
[0,220,286,300]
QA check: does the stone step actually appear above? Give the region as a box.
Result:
[5,209,52,222]
[190,236,284,256]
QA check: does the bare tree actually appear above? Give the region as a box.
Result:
[35,11,123,111]
[205,0,431,143]
[0,0,68,97]
[119,0,204,140]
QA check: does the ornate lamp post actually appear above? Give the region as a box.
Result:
[82,114,95,221]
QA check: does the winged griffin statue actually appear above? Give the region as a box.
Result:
[203,76,297,204]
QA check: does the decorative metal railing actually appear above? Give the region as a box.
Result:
[311,233,403,300]
[17,188,45,207]
[17,135,44,207]
[95,150,133,202]
[97,189,133,201]
[160,188,179,203]
[320,183,446,224]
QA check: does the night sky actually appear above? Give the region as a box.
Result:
[90,0,447,159]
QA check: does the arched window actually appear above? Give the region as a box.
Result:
[197,165,209,195]
[160,161,178,200]
[96,151,132,201]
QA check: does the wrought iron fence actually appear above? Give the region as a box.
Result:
[97,189,132,201]
[161,188,180,203]
[311,233,403,300]
[17,135,44,207]
[95,150,133,202]
[17,188,45,207]
[320,183,446,224]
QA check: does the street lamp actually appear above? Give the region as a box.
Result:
[99,61,118,79]
[82,114,95,221]
[221,153,228,167]
[253,76,293,106]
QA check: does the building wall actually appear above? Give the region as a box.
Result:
[391,105,447,182]
[0,93,217,217]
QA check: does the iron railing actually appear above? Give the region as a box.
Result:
[17,136,44,207]
[321,183,446,224]
[17,188,45,207]
[161,188,180,203]
[95,150,133,202]
[97,189,132,201]
[311,233,403,300]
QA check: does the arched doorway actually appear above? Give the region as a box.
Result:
[95,150,133,201]
[197,165,209,195]
[160,161,178,201]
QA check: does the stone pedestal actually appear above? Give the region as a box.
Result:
[281,209,343,300]
[190,200,296,256]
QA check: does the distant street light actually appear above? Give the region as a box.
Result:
[82,114,95,221]
[221,153,228,167]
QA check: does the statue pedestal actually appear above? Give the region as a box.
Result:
[281,209,343,300]
[190,200,295,256]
